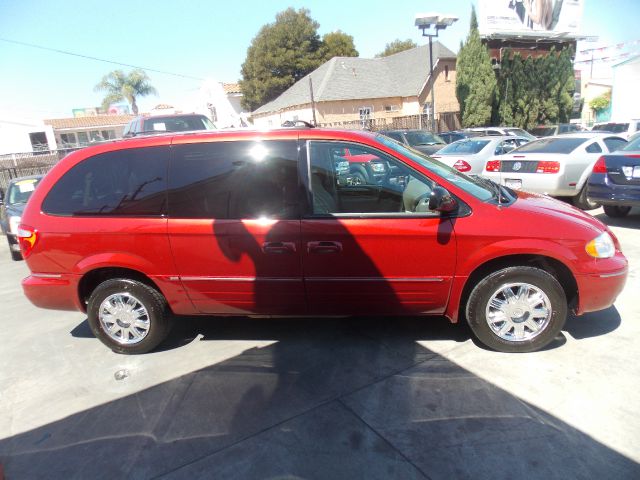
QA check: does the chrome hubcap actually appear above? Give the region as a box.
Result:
[485,283,552,342]
[99,293,150,345]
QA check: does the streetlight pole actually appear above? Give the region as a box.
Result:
[415,13,458,133]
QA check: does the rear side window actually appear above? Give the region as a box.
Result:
[585,142,602,153]
[42,146,169,216]
[168,140,300,219]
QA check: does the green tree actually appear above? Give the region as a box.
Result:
[240,8,358,111]
[455,6,496,127]
[319,31,358,61]
[495,47,575,129]
[375,39,417,58]
[94,69,157,115]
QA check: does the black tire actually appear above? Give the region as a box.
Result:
[465,267,567,353]
[7,237,22,261]
[87,278,173,354]
[603,205,631,218]
[572,183,600,210]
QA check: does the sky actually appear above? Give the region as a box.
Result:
[1,0,638,120]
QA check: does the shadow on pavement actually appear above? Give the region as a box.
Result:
[6,316,639,479]
[594,208,640,229]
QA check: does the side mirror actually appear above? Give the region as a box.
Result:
[429,186,458,213]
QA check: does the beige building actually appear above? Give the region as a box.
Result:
[580,80,612,126]
[251,43,458,129]
[44,115,134,148]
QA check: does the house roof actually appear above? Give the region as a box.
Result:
[223,83,242,94]
[44,114,134,129]
[253,42,455,115]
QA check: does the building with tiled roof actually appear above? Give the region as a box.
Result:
[44,114,134,148]
[252,43,459,128]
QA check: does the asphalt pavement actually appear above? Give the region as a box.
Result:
[1,207,639,479]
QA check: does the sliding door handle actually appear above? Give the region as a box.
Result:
[262,241,296,254]
[307,241,343,254]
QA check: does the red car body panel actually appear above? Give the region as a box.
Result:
[19,129,628,324]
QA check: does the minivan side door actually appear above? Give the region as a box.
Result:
[167,139,306,315]
[301,140,457,315]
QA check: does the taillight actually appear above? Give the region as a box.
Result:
[17,224,38,258]
[453,159,471,172]
[485,160,501,172]
[536,161,560,174]
[592,156,607,173]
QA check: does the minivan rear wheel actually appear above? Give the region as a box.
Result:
[465,267,567,353]
[87,278,173,354]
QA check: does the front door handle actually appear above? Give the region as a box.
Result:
[262,241,296,254]
[307,241,343,254]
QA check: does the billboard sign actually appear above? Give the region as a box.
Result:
[478,0,583,37]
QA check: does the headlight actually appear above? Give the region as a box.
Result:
[585,232,615,259]
[9,216,21,235]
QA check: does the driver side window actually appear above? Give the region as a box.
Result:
[308,141,437,216]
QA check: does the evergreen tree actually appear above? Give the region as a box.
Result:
[455,6,496,127]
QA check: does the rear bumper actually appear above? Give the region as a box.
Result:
[484,171,577,197]
[588,175,640,207]
[22,273,83,312]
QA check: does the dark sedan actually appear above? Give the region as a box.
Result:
[0,175,43,260]
[587,134,640,217]
[379,129,446,155]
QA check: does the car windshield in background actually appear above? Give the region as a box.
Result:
[404,131,445,146]
[145,115,214,133]
[512,137,586,154]
[376,134,494,202]
[622,135,640,151]
[530,127,556,137]
[504,128,533,137]
[7,178,41,204]
[438,140,490,155]
[593,123,630,133]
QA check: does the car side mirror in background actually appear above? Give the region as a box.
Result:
[429,186,458,213]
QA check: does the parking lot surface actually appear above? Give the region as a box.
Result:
[1,207,639,479]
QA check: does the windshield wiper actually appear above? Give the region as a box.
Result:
[471,175,510,204]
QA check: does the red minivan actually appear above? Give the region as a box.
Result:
[18,128,628,354]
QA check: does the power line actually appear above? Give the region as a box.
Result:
[0,37,204,81]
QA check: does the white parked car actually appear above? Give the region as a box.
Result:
[591,120,640,140]
[482,132,627,209]
[430,136,530,174]
[464,127,537,140]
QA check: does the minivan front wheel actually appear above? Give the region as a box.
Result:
[466,267,567,353]
[87,278,173,354]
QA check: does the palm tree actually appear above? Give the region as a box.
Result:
[94,69,158,115]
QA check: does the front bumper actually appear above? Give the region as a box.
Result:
[574,255,628,315]
[588,175,640,207]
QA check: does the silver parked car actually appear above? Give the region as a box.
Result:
[430,136,530,174]
[482,132,627,210]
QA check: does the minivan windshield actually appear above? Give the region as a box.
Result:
[376,134,495,202]
[512,137,586,154]
[437,139,491,155]
[143,115,215,133]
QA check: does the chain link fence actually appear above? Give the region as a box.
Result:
[318,112,461,133]
[0,148,81,192]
